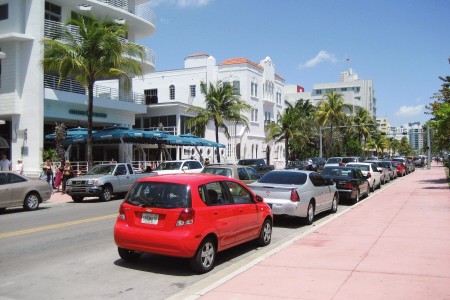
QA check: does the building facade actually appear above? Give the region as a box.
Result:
[131,54,287,168]
[285,68,377,118]
[0,0,156,176]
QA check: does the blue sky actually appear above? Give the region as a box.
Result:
[141,0,450,127]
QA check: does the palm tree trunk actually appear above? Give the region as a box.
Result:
[214,120,220,163]
[285,138,289,167]
[87,81,94,170]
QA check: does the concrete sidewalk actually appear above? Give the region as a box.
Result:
[185,164,450,299]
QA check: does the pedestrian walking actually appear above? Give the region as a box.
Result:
[14,159,24,175]
[43,159,53,187]
[54,166,63,192]
[0,154,11,171]
[62,160,74,193]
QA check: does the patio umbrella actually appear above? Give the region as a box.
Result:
[179,134,226,148]
[92,126,167,144]
[45,127,90,145]
[159,134,198,146]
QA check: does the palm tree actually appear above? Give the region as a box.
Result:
[42,14,145,170]
[186,81,251,163]
[316,90,351,157]
[265,101,300,166]
[349,109,376,156]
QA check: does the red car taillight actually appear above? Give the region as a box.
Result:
[176,208,195,226]
[118,204,126,220]
[366,172,372,178]
[342,181,354,189]
[290,189,300,202]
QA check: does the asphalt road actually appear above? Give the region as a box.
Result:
[0,185,390,300]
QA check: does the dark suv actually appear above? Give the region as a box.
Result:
[310,157,326,171]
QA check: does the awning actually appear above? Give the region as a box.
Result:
[179,134,226,148]
[0,137,9,148]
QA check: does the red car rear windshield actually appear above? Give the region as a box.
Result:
[126,182,190,208]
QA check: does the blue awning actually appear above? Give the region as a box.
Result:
[179,134,226,148]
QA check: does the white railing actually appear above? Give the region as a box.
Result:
[44,74,146,104]
[44,19,155,66]
[95,0,156,26]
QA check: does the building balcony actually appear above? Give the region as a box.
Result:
[44,74,145,104]
[44,19,155,71]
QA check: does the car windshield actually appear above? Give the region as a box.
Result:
[346,164,369,171]
[341,157,356,163]
[327,158,341,163]
[87,164,115,175]
[257,171,307,185]
[201,168,232,177]
[155,162,182,170]
[125,182,190,208]
[322,167,352,177]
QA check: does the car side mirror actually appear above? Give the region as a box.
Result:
[255,195,264,202]
[325,178,333,185]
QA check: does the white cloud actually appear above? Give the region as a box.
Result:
[299,50,337,69]
[395,105,425,117]
[150,0,212,7]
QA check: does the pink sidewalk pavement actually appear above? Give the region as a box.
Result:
[194,164,450,300]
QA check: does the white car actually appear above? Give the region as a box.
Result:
[324,157,344,168]
[152,160,203,175]
[345,162,382,192]
[248,170,339,225]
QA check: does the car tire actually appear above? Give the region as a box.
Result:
[304,201,315,225]
[353,189,360,204]
[100,186,113,202]
[370,182,375,193]
[190,237,216,273]
[23,192,40,211]
[365,182,371,197]
[72,196,84,203]
[256,219,272,246]
[118,247,141,262]
[331,193,339,213]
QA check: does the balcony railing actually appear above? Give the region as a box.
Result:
[44,19,155,66]
[95,0,156,26]
[44,74,145,104]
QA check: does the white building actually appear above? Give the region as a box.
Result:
[131,53,286,168]
[285,68,377,118]
[0,0,156,176]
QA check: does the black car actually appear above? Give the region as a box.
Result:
[321,166,370,204]
[285,160,317,171]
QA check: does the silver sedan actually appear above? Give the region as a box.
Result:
[248,170,339,224]
[0,171,52,212]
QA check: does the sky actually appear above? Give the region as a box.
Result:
[140,0,450,127]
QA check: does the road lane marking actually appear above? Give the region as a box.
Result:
[0,214,117,239]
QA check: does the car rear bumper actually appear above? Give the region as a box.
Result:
[114,221,201,258]
[264,199,308,217]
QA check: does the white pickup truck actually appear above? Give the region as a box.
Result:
[65,163,153,202]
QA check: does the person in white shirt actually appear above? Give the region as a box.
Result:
[0,154,11,171]
[15,159,24,175]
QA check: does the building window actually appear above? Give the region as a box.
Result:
[45,2,61,22]
[144,89,158,104]
[315,89,322,95]
[232,80,240,95]
[169,85,175,100]
[190,85,196,97]
[356,87,360,93]
[264,111,271,125]
[251,82,258,97]
[251,109,258,122]
[341,87,347,91]
[0,4,8,21]
[276,91,282,105]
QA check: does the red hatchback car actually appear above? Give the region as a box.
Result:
[114,174,273,273]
